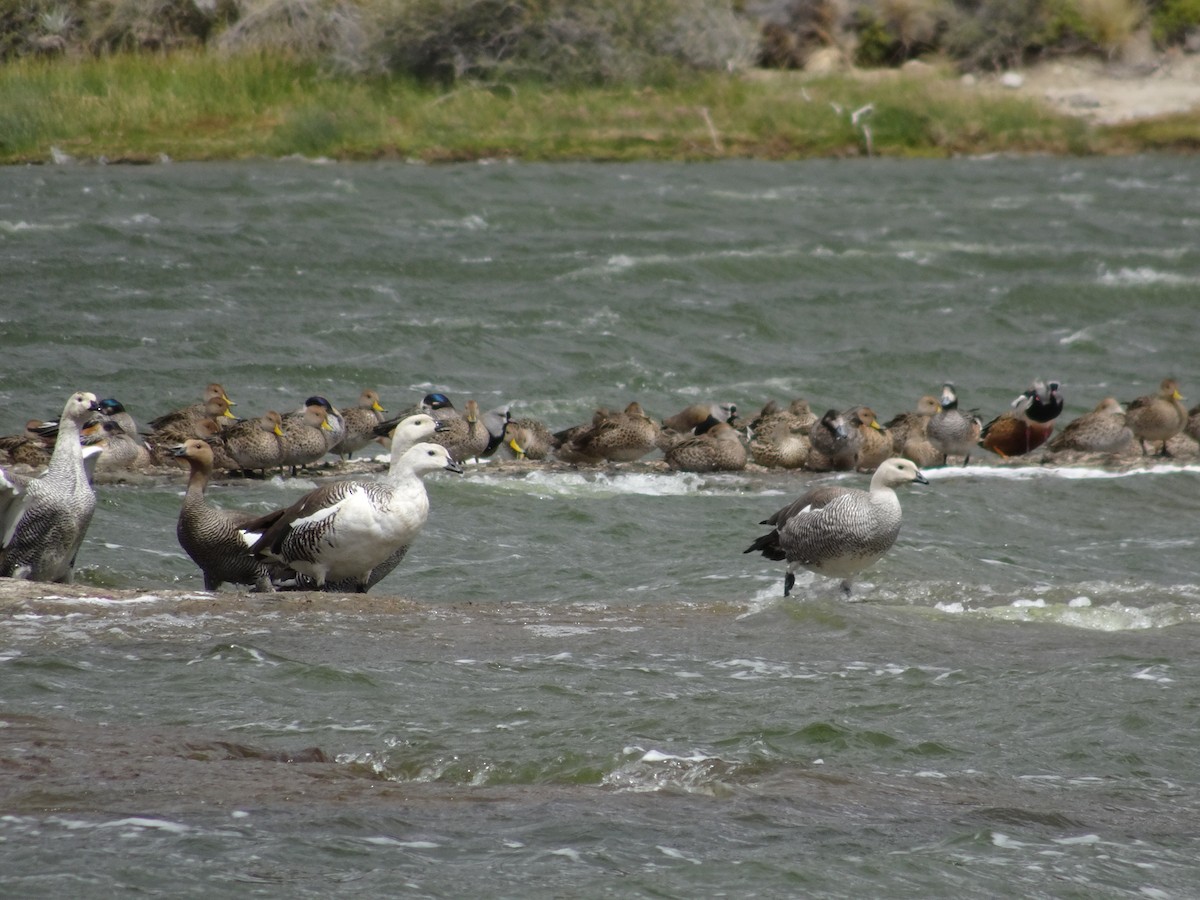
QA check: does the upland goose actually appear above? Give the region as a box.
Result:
[1125,378,1187,456]
[926,384,982,466]
[171,439,277,592]
[310,413,447,593]
[242,440,462,592]
[745,457,928,597]
[0,391,101,582]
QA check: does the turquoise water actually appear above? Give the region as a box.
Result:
[1,157,1199,898]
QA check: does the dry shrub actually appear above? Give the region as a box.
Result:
[218,0,373,71]
[1068,0,1145,55]
[87,0,236,51]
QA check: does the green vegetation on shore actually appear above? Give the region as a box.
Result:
[4,50,1195,165]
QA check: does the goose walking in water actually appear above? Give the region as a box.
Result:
[241,438,461,593]
[0,391,101,582]
[171,439,277,592]
[309,413,448,593]
[745,457,928,598]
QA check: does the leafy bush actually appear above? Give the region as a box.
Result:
[1064,0,1146,56]
[217,0,373,71]
[1150,0,1200,45]
[853,0,948,66]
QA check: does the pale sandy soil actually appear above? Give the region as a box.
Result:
[1002,53,1200,124]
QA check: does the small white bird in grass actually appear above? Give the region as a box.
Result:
[744,457,928,598]
[240,438,461,593]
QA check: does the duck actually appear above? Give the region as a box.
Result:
[848,407,892,471]
[807,409,860,471]
[220,410,286,475]
[664,421,747,472]
[747,398,817,437]
[241,441,462,592]
[1047,397,1134,454]
[170,439,278,592]
[979,380,1063,458]
[744,457,928,598]
[1187,403,1200,445]
[334,389,388,460]
[0,391,101,582]
[146,395,237,448]
[96,398,139,438]
[278,403,335,475]
[302,396,345,456]
[884,395,942,467]
[81,419,156,474]
[749,416,810,469]
[0,420,54,469]
[556,402,660,464]
[147,383,236,435]
[306,413,447,593]
[661,401,738,437]
[926,384,982,466]
[1125,378,1187,456]
[431,398,489,463]
[498,417,555,461]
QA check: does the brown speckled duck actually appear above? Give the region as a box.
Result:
[335,389,388,460]
[1125,378,1187,456]
[1047,397,1134,454]
[664,421,746,472]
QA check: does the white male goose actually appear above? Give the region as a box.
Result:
[0,391,101,582]
[745,457,928,597]
[241,440,462,593]
[171,439,277,592]
[312,413,447,593]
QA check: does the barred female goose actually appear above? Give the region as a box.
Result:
[241,440,462,593]
[0,391,101,582]
[171,439,276,592]
[745,457,928,598]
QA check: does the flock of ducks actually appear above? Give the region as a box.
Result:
[0,376,1194,597]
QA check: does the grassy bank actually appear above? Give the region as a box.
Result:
[0,51,1195,164]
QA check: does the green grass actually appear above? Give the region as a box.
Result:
[0,50,1187,164]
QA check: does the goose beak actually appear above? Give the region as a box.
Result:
[914,469,930,485]
[444,458,465,475]
[168,444,188,458]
